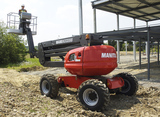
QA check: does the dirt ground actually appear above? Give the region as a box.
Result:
[0,53,160,117]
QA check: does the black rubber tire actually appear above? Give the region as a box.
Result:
[77,79,110,111]
[40,74,59,98]
[116,73,138,96]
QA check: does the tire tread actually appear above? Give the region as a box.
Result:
[77,79,110,111]
[40,74,59,98]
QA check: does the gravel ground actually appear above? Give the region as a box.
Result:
[0,54,160,117]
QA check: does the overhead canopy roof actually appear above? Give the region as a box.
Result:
[97,25,160,42]
[92,0,160,21]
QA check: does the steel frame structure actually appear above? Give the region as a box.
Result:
[91,0,160,80]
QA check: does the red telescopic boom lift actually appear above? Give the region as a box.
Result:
[7,12,138,111]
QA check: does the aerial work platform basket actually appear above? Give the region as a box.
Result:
[7,12,37,35]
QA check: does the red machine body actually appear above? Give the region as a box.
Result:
[64,45,117,76]
[57,76,91,89]
[57,45,124,90]
[57,75,124,89]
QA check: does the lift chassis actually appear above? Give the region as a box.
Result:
[8,12,138,111]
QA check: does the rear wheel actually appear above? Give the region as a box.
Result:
[40,74,59,98]
[116,73,138,96]
[77,79,110,111]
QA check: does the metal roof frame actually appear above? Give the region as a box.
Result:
[95,25,160,80]
[90,0,160,80]
[92,0,160,21]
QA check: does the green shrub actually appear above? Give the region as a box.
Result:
[0,22,27,64]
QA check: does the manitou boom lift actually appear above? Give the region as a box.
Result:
[7,12,138,111]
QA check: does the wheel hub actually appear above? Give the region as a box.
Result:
[83,88,99,106]
[121,79,131,93]
[89,91,97,101]
[42,80,50,94]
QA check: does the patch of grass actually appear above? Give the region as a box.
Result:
[0,54,60,71]
[7,57,43,71]
[57,110,62,115]
[44,107,48,110]
[30,109,36,113]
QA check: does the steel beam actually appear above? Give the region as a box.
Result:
[118,2,160,14]
[135,11,160,19]
[138,0,160,11]
[92,0,112,8]
[97,26,150,36]
[112,2,158,19]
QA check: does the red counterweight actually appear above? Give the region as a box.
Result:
[61,45,123,90]
[64,45,117,76]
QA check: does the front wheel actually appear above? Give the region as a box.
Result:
[77,79,110,111]
[40,74,59,98]
[116,73,138,96]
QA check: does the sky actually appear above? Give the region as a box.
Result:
[0,0,160,46]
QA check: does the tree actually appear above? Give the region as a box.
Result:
[0,22,27,64]
[108,40,117,49]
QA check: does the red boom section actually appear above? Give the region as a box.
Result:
[65,45,117,76]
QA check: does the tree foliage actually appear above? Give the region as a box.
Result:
[0,22,27,64]
[108,40,135,51]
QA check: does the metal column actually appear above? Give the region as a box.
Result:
[147,28,150,80]
[145,42,148,58]
[139,39,141,69]
[117,14,120,63]
[158,40,159,65]
[93,8,97,33]
[133,18,136,62]
[125,41,127,55]
[146,21,148,58]
[79,0,83,35]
